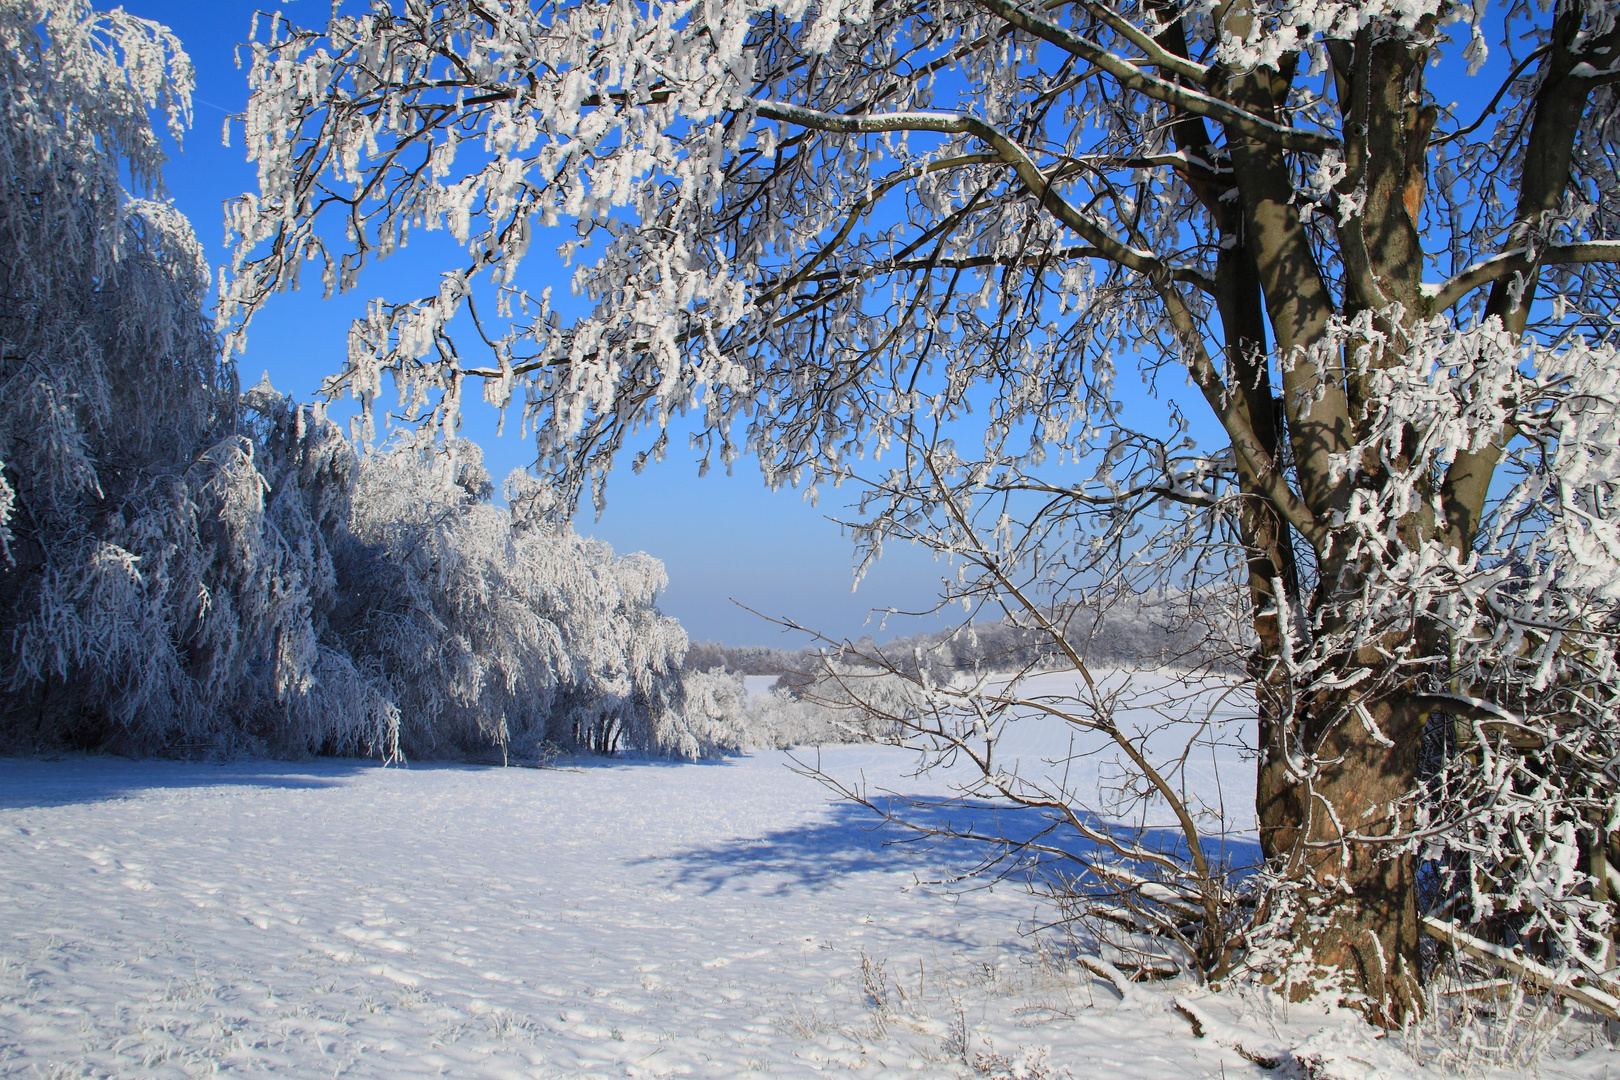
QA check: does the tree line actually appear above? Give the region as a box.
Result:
[0,1,748,762]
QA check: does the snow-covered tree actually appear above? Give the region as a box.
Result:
[0,0,721,763]
[223,0,1620,1019]
[338,436,702,759]
[0,0,362,754]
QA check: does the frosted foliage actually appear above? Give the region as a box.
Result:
[0,0,727,763]
[343,439,719,759]
[1213,0,1460,71]
[234,382,400,759]
[218,0,1620,509]
[793,662,912,743]
[0,0,363,755]
[222,0,1620,1001]
[670,668,757,755]
[670,668,901,750]
[0,0,191,284]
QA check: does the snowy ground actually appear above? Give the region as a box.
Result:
[4,702,1619,1078]
[973,668,1256,834]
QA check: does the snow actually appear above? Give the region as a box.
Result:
[1,746,1615,1079]
[973,668,1257,834]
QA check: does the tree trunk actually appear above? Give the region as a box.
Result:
[1281,689,1426,1023]
[1256,539,1434,1021]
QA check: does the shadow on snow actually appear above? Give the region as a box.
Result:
[0,754,377,809]
[646,792,1260,898]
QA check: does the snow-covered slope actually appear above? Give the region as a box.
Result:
[1,750,1613,1078]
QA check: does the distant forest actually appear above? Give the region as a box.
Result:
[686,592,1235,687]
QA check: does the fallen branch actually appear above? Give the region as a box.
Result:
[1075,954,1149,1006]
[1439,978,1516,1003]
[1421,916,1620,1021]
[1172,996,1286,1069]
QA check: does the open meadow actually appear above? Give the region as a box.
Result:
[5,692,1618,1078]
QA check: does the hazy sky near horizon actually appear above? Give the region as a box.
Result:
[114,0,1197,648]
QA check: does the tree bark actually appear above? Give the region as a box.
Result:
[1284,677,1427,1020]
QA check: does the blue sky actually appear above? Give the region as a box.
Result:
[119,0,972,648]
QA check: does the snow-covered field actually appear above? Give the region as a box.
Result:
[974,668,1256,835]
[2,718,1617,1077]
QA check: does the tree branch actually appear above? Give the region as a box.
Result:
[1422,917,1620,1021]
[1427,241,1620,313]
[971,0,1336,154]
[1073,0,1211,84]
[753,100,1212,292]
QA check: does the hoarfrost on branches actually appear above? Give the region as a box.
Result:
[222,0,1620,1018]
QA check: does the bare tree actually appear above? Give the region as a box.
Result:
[776,588,1257,988]
[224,0,1620,1021]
